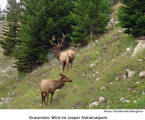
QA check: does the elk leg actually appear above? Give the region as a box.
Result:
[46,92,49,105]
[41,92,46,107]
[44,93,46,105]
[70,62,73,69]
[67,63,69,70]
[69,57,73,69]
[41,91,44,105]
[50,92,54,104]
[63,61,66,71]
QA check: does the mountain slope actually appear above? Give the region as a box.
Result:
[0,4,145,109]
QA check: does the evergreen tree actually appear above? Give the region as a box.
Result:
[109,0,119,5]
[0,8,5,21]
[71,0,111,45]
[0,0,19,56]
[14,0,75,72]
[118,0,145,37]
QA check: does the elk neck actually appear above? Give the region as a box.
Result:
[54,78,64,90]
[53,48,61,60]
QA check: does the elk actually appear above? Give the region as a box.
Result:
[40,73,72,106]
[50,34,76,70]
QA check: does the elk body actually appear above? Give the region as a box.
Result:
[40,73,72,106]
[50,34,76,71]
[65,49,75,68]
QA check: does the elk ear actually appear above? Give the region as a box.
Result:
[60,73,65,77]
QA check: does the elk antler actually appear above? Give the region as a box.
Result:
[50,34,66,47]
[49,35,58,46]
[57,33,66,47]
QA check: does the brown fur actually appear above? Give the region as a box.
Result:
[53,48,70,71]
[64,49,75,69]
[50,34,76,70]
[40,74,72,106]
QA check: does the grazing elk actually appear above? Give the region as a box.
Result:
[50,34,76,71]
[40,73,72,106]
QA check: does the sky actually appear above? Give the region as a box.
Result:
[0,0,20,10]
[0,0,7,10]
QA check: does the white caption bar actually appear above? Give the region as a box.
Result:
[0,109,144,120]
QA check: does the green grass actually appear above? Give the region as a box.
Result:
[0,4,145,109]
[0,26,144,109]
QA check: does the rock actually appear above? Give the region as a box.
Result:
[133,90,137,93]
[4,98,12,103]
[136,82,140,84]
[115,77,119,81]
[96,78,99,81]
[126,47,131,51]
[126,100,130,103]
[95,71,99,74]
[132,40,145,57]
[138,98,141,100]
[94,60,98,64]
[106,105,111,109]
[118,30,122,33]
[89,101,99,108]
[123,74,127,79]
[120,98,131,103]
[0,66,15,73]
[139,71,145,78]
[1,97,12,103]
[1,98,4,101]
[89,96,105,108]
[120,98,127,103]
[114,35,119,39]
[0,101,3,104]
[98,96,105,103]
[107,23,112,28]
[101,87,106,91]
[90,63,96,68]
[133,100,137,104]
[110,82,113,85]
[137,59,143,62]
[46,53,55,62]
[93,74,96,77]
[142,90,145,95]
[82,73,86,76]
[128,88,131,91]
[110,18,115,23]
[95,40,99,43]
[126,69,135,78]
[114,21,119,25]
[111,59,115,62]
[107,18,118,28]
[55,89,60,92]
[8,92,10,96]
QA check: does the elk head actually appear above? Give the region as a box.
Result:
[50,34,66,61]
[60,73,72,82]
[49,33,67,53]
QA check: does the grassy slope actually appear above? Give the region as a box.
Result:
[0,4,145,109]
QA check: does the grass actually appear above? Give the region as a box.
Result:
[0,4,145,109]
[0,26,144,109]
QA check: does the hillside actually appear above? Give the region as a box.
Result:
[0,4,145,109]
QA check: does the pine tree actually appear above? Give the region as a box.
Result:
[0,0,19,56]
[0,8,5,21]
[109,0,119,5]
[14,0,75,72]
[71,0,111,45]
[118,0,145,37]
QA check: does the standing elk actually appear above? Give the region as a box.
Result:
[50,34,76,71]
[40,73,72,106]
